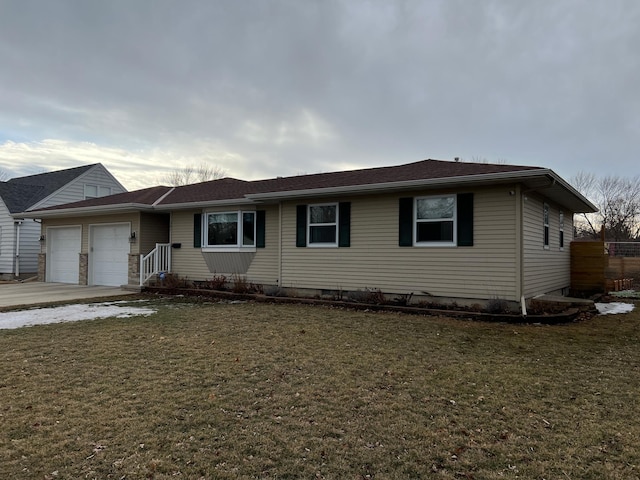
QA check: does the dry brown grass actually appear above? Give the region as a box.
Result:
[1,298,640,479]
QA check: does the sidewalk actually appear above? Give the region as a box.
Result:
[0,282,138,308]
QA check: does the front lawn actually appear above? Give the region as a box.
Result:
[1,299,639,479]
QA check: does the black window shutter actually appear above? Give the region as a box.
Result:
[398,197,413,246]
[457,193,474,246]
[256,210,266,248]
[296,205,307,247]
[193,213,202,248]
[338,202,351,247]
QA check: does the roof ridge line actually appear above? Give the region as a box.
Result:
[152,187,175,206]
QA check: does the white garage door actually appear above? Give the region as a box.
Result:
[90,224,130,286]
[47,226,81,283]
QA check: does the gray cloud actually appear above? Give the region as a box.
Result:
[0,0,638,189]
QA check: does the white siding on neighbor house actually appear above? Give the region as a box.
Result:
[169,205,280,284]
[522,194,573,298]
[0,203,39,275]
[281,187,520,301]
[0,199,15,274]
[16,219,41,274]
[29,165,126,210]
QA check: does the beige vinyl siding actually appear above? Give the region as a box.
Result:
[246,205,279,284]
[169,210,211,280]
[169,206,280,283]
[140,213,170,255]
[43,213,140,255]
[281,187,520,301]
[522,195,573,297]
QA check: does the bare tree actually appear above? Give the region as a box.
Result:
[572,172,640,241]
[469,156,507,164]
[0,167,10,181]
[161,163,226,186]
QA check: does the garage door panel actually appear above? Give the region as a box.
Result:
[48,227,81,284]
[91,224,129,286]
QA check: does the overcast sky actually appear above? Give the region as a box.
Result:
[0,0,638,190]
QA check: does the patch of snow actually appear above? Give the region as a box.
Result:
[0,302,157,330]
[595,302,635,315]
[610,290,640,299]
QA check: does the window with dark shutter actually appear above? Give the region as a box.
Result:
[399,194,473,247]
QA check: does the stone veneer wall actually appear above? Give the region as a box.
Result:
[38,254,46,282]
[79,253,88,285]
[128,254,141,286]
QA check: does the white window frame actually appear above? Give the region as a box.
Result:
[84,184,98,199]
[99,185,112,197]
[308,203,338,247]
[543,203,550,249]
[414,195,457,247]
[84,184,112,199]
[203,210,256,252]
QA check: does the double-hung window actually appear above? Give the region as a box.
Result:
[85,185,112,199]
[399,193,473,247]
[205,211,255,249]
[308,204,338,246]
[559,211,564,250]
[415,195,456,245]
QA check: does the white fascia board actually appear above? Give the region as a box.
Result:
[544,171,598,212]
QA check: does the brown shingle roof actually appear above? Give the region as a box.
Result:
[158,159,542,205]
[25,159,549,214]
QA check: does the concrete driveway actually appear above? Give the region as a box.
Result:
[0,282,138,308]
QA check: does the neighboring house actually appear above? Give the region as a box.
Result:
[21,159,596,307]
[0,164,126,279]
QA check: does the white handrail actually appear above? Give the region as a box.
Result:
[140,243,172,285]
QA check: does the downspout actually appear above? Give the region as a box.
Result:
[14,220,23,277]
[278,201,283,287]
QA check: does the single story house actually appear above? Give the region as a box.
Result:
[20,159,596,307]
[0,163,126,279]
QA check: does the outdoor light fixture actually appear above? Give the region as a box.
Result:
[129,231,137,243]
[39,234,46,244]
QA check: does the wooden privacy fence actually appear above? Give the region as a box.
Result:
[571,241,640,296]
[571,241,606,296]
